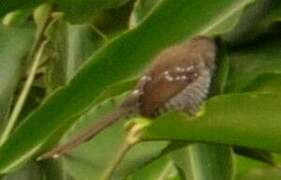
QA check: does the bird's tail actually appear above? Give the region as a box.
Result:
[37,107,130,160]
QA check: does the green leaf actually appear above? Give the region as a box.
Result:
[169,144,194,180]
[0,0,46,17]
[170,143,234,180]
[234,147,274,165]
[226,37,281,92]
[223,0,281,45]
[94,79,136,104]
[128,156,179,180]
[242,72,281,93]
[2,9,33,26]
[222,0,272,45]
[17,86,46,121]
[234,154,267,179]
[143,93,281,153]
[0,25,35,130]
[0,0,256,174]
[39,159,66,180]
[210,41,230,95]
[55,0,131,23]
[260,0,281,24]
[189,144,234,180]
[116,141,169,177]
[45,19,104,92]
[239,167,281,180]
[1,161,43,180]
[129,0,161,28]
[124,141,187,179]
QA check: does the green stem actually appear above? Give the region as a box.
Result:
[101,123,143,180]
[156,161,174,180]
[90,24,109,42]
[0,40,48,146]
[0,5,51,146]
[101,139,133,180]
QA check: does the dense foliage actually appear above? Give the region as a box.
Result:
[0,0,281,179]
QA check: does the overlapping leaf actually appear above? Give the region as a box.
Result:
[143,93,281,153]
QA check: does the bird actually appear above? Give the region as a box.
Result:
[38,36,217,160]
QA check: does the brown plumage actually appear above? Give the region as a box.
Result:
[38,36,217,160]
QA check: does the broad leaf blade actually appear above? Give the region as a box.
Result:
[128,156,179,180]
[189,144,234,180]
[143,93,281,153]
[226,36,281,92]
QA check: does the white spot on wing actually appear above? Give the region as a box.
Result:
[53,154,60,159]
[140,75,152,81]
[163,71,174,82]
[164,71,169,75]
[175,66,185,72]
[181,76,187,80]
[132,89,141,95]
[165,75,174,82]
[186,65,194,72]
